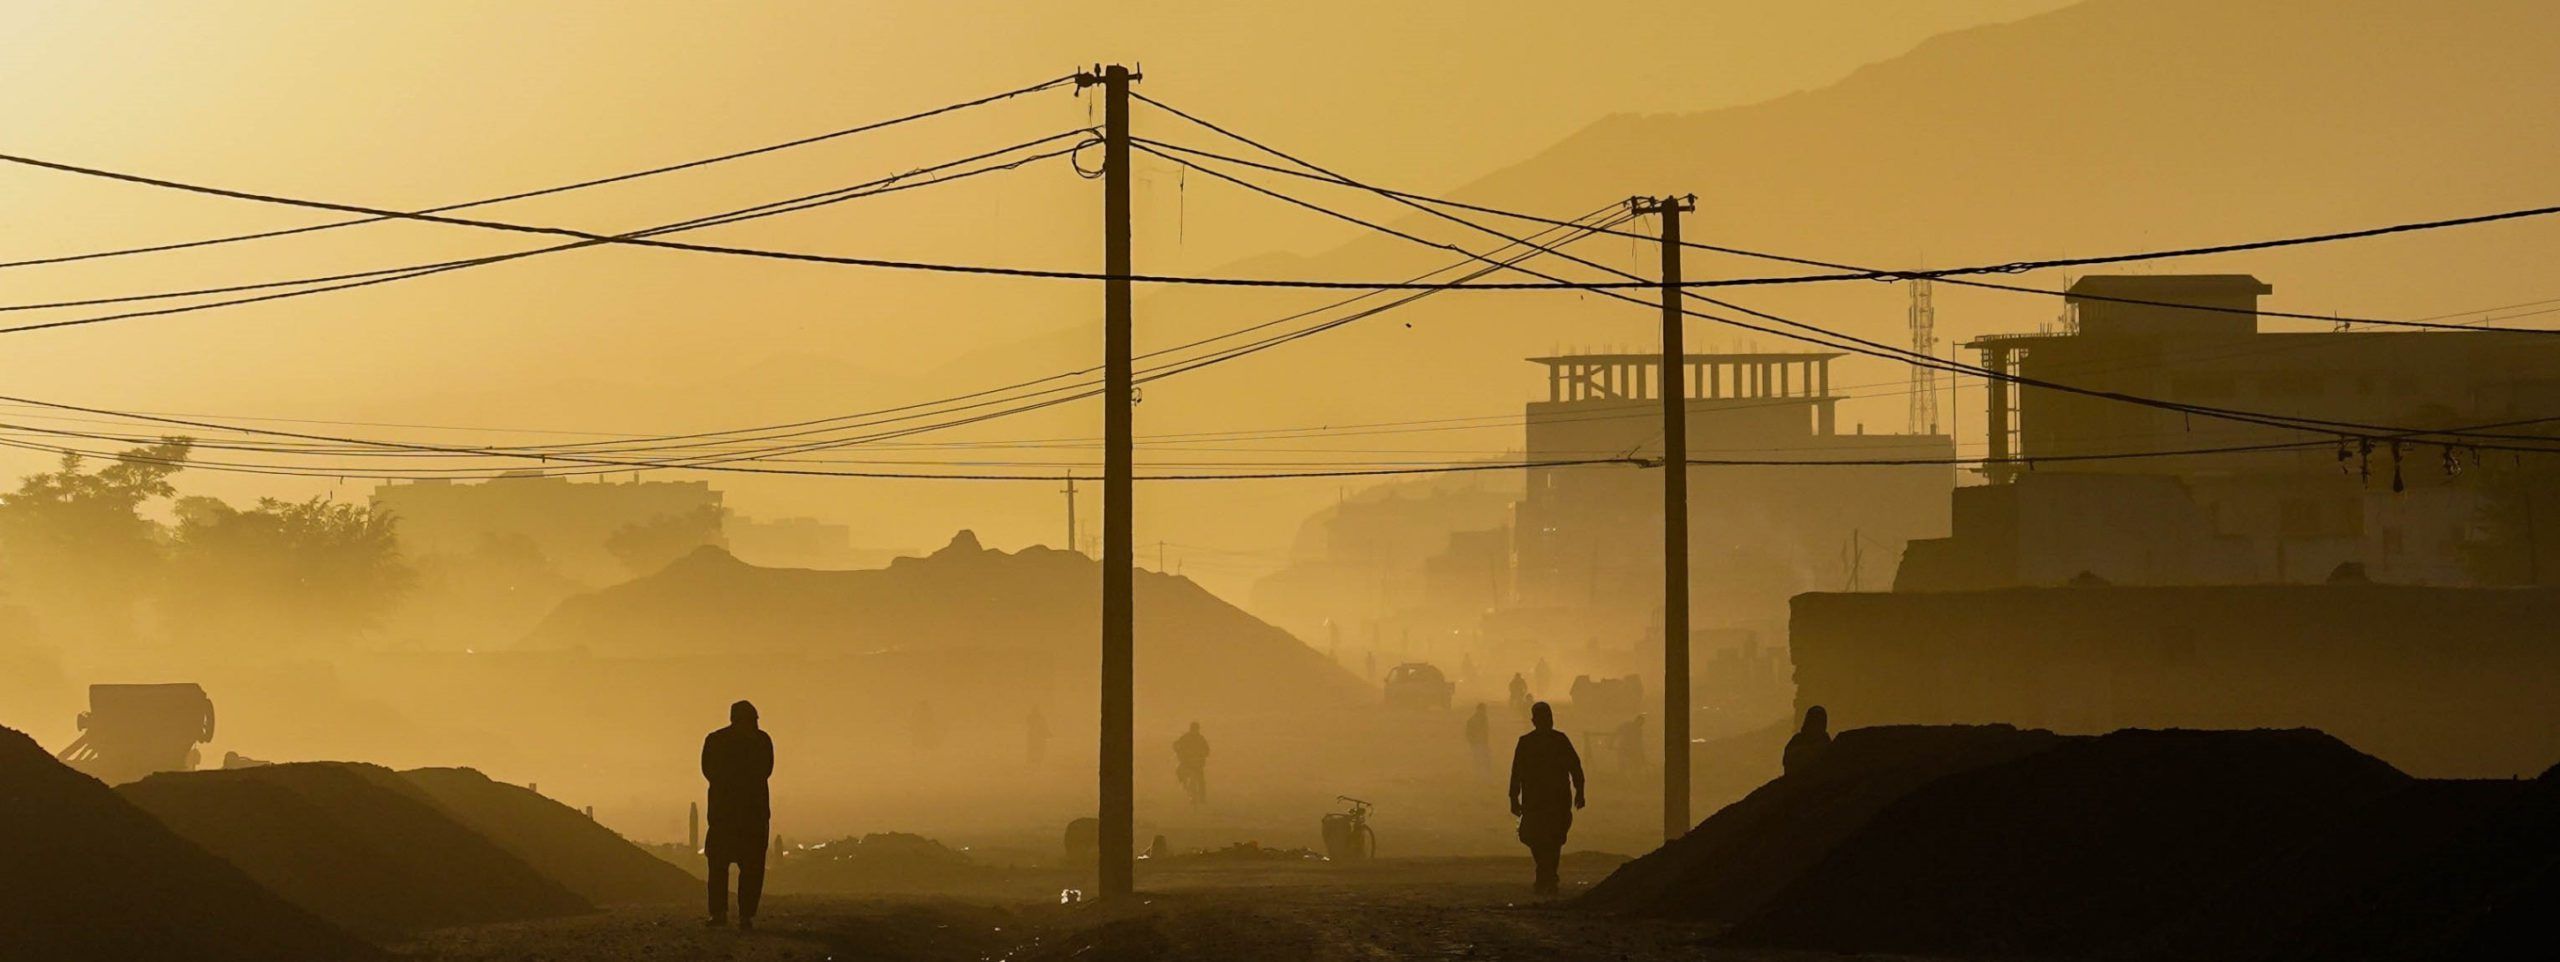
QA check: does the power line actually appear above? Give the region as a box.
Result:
[0,210,1637,479]
[0,133,1087,334]
[1131,106,2560,447]
[0,74,1078,271]
[1128,135,2560,334]
[14,138,2555,293]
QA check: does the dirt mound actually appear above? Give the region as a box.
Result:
[1581,723,2068,921]
[2193,775,2560,962]
[118,761,590,937]
[398,766,696,904]
[1592,725,2560,960]
[523,536,1363,719]
[776,831,993,891]
[0,726,375,961]
[1730,728,2411,956]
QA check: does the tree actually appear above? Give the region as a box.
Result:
[166,495,411,649]
[605,504,729,577]
[0,439,191,645]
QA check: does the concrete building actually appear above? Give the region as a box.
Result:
[1900,274,2560,588]
[1511,351,1957,643]
[371,473,722,583]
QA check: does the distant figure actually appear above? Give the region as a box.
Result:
[1532,658,1553,698]
[1464,703,1493,779]
[1173,721,1211,805]
[1365,650,1377,683]
[1507,672,1532,719]
[1783,705,1831,777]
[1508,701,1585,895]
[1614,713,1648,775]
[701,700,774,930]
[1026,708,1050,766]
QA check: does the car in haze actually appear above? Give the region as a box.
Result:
[1382,662,1456,710]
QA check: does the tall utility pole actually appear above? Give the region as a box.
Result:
[1061,472,1079,555]
[1078,63,1139,900]
[1630,194,1695,841]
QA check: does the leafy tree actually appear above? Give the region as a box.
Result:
[0,439,191,645]
[166,495,411,648]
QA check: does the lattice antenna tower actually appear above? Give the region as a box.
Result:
[1907,275,1939,434]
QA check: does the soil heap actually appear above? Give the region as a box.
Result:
[398,766,697,903]
[1590,726,2560,961]
[523,535,1365,720]
[118,761,590,937]
[0,726,375,961]
[1582,724,2067,923]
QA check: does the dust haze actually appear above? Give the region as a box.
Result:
[3,2,2557,961]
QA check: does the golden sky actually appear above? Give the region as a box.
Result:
[19,0,2550,604]
[0,1,2069,591]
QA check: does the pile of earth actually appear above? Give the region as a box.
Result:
[0,726,376,961]
[522,534,1364,719]
[119,761,592,937]
[398,766,697,903]
[1586,726,2560,960]
[774,831,995,891]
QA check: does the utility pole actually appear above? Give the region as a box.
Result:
[1061,471,1079,555]
[1077,62,1140,900]
[1631,194,1695,841]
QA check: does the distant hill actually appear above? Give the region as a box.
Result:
[520,532,1366,719]
[935,0,2560,461]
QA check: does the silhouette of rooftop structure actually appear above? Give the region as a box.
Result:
[1928,273,2560,587]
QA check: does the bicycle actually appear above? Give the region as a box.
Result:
[1321,795,1377,861]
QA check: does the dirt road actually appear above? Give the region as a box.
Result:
[387,856,1848,962]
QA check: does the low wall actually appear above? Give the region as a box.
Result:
[1791,585,2560,777]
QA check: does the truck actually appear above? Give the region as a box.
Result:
[54,683,216,785]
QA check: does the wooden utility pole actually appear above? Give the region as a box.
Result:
[1078,63,1140,899]
[1631,194,1696,841]
[1061,471,1078,555]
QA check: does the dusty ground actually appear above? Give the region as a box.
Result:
[385,856,1875,962]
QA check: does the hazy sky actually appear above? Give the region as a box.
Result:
[0,1,2072,594]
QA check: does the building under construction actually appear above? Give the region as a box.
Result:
[1504,350,1955,657]
[1901,274,2560,588]
[1799,274,2560,780]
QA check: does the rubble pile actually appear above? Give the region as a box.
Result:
[119,761,591,936]
[0,727,375,961]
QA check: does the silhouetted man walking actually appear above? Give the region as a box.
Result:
[1464,702,1492,779]
[1173,721,1210,805]
[702,700,773,930]
[1508,701,1584,895]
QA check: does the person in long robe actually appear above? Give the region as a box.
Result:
[1507,701,1585,894]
